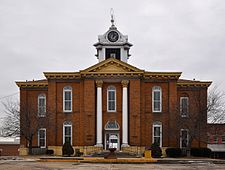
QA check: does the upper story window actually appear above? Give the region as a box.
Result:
[63,121,72,145]
[38,128,46,148]
[180,129,189,148]
[63,86,72,112]
[214,136,218,143]
[180,97,189,117]
[152,86,162,112]
[38,94,46,117]
[222,136,225,143]
[152,121,162,147]
[107,86,116,112]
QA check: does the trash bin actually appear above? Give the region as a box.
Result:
[144,150,151,158]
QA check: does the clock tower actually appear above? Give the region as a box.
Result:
[94,14,132,63]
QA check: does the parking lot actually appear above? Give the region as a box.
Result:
[1,160,225,170]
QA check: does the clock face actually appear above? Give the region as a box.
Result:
[107,31,119,42]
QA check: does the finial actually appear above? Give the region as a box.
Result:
[110,8,115,26]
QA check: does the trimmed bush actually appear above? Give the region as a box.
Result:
[191,148,211,157]
[166,148,182,158]
[46,149,54,155]
[150,143,162,158]
[62,140,74,157]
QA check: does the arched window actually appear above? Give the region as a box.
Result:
[152,86,162,112]
[152,121,162,147]
[63,121,72,145]
[63,86,72,112]
[105,121,120,130]
[180,97,189,117]
[38,94,46,117]
[107,86,116,112]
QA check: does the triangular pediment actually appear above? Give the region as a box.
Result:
[81,58,143,73]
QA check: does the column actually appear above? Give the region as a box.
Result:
[95,80,103,147]
[121,80,129,147]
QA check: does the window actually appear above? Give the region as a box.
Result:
[180,129,189,148]
[63,121,72,145]
[38,128,46,148]
[152,86,162,112]
[63,86,72,112]
[38,94,46,117]
[107,86,116,112]
[180,97,189,117]
[222,136,225,143]
[152,122,162,147]
[214,136,218,143]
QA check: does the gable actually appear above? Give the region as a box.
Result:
[81,58,144,74]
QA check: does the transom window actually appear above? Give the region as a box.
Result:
[180,97,189,117]
[38,94,46,117]
[107,86,116,112]
[63,86,72,112]
[152,86,162,112]
[152,122,162,147]
[63,121,72,145]
[180,129,189,148]
[38,128,46,148]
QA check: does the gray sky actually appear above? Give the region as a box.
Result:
[0,0,225,118]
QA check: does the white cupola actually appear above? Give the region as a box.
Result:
[94,13,132,63]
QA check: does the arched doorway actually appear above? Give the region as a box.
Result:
[104,121,120,150]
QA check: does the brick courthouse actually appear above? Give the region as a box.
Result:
[16,18,211,155]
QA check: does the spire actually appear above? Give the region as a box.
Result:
[110,8,115,27]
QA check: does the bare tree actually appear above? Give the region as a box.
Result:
[1,98,20,137]
[1,97,48,155]
[207,86,225,123]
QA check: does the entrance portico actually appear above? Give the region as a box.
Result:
[95,80,129,150]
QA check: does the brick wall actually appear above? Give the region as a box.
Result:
[0,144,19,156]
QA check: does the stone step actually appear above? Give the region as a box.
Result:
[91,151,140,158]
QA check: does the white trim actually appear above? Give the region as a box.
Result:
[107,85,116,112]
[63,122,72,145]
[38,128,46,148]
[152,86,162,112]
[152,122,162,147]
[63,86,72,112]
[180,129,189,148]
[180,97,189,117]
[38,94,46,117]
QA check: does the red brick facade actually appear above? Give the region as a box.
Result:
[16,58,211,154]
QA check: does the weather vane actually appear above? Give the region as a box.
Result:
[110,8,115,26]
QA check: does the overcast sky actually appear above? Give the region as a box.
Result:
[0,0,225,119]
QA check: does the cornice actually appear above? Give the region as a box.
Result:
[144,72,182,80]
[44,72,80,80]
[177,81,212,87]
[16,81,48,88]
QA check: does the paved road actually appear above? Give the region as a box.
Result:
[1,160,225,170]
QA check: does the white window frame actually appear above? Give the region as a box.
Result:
[63,122,72,145]
[180,97,189,117]
[63,86,72,112]
[152,122,162,147]
[180,129,189,148]
[107,86,116,112]
[38,94,46,117]
[152,86,162,112]
[222,136,225,143]
[38,128,46,148]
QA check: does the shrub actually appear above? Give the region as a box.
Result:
[62,140,74,156]
[191,148,211,157]
[46,149,54,155]
[74,149,83,157]
[166,148,182,158]
[150,143,162,158]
